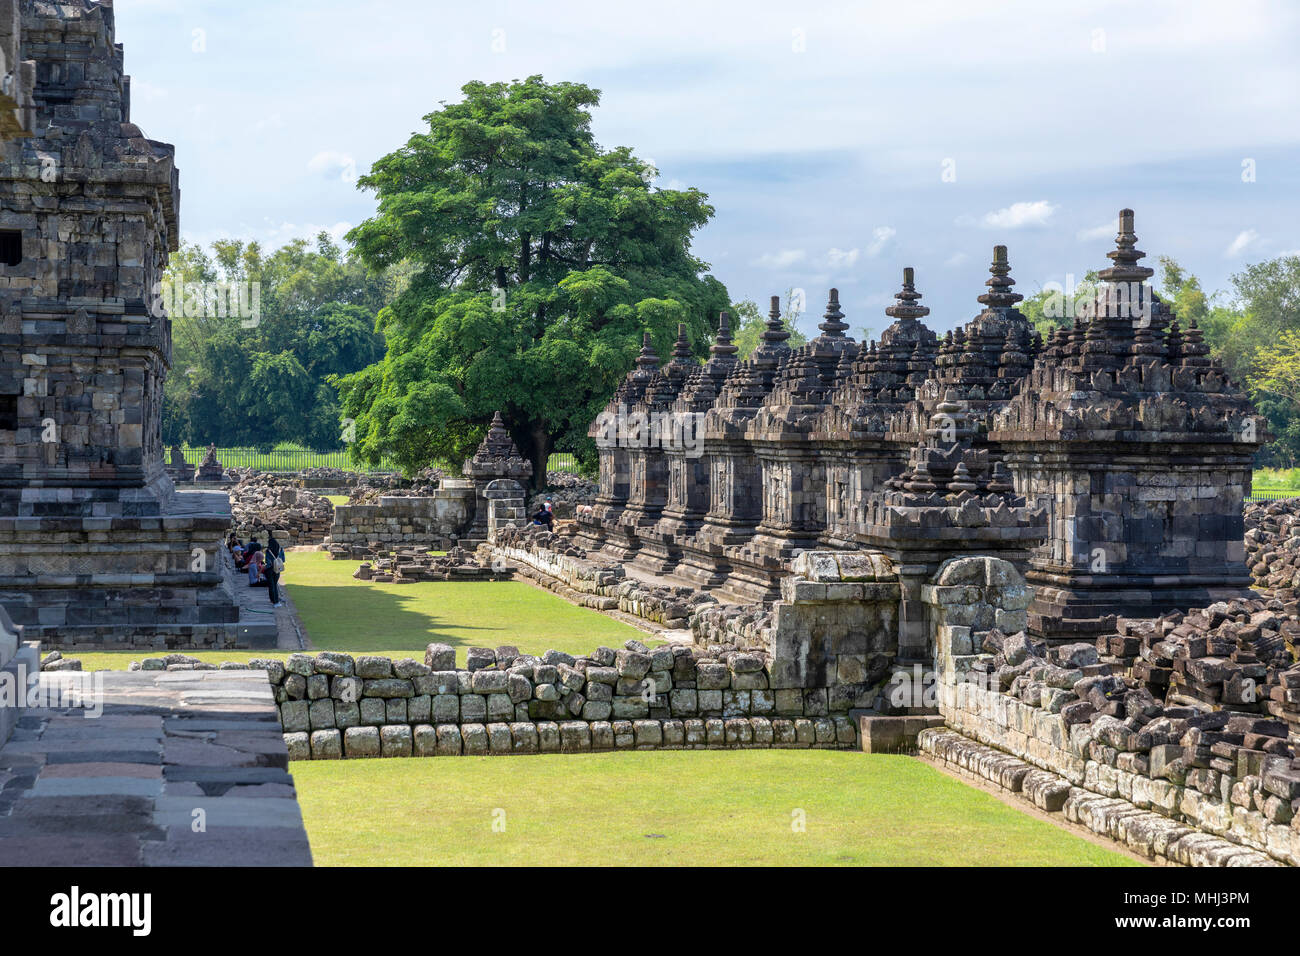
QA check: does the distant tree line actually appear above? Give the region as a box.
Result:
[161,233,392,452]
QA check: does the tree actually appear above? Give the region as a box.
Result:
[337,76,730,484]
[161,233,389,450]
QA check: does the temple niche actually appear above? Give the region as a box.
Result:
[0,1,265,649]
[575,212,1264,643]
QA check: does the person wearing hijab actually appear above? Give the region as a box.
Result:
[264,533,287,607]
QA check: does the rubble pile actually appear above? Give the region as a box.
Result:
[353,545,514,583]
[229,473,335,544]
[1092,597,1300,738]
[974,624,1300,813]
[1245,498,1300,595]
[347,467,447,504]
[529,470,597,518]
[40,651,82,672]
[493,523,588,558]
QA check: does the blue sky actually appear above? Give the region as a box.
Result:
[115,0,1300,338]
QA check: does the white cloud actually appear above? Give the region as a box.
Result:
[978,200,1057,229]
[944,251,969,267]
[307,150,358,183]
[826,247,860,269]
[1225,229,1260,257]
[755,249,807,269]
[1076,218,1118,241]
[865,226,896,257]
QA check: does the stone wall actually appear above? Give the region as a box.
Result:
[327,486,475,558]
[925,555,1300,866]
[496,529,908,713]
[136,639,858,759]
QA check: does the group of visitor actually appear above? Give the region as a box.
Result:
[225,531,287,607]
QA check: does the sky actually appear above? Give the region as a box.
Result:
[113,0,1300,339]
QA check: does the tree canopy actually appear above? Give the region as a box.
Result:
[335,75,730,483]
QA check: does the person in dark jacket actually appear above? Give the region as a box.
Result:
[264,534,287,607]
[530,502,554,531]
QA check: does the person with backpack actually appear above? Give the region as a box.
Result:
[264,533,287,607]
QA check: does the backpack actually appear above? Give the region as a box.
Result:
[269,547,285,574]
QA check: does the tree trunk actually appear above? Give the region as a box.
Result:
[511,420,550,493]
[529,422,549,492]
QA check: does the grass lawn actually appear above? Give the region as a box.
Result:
[324,494,350,507]
[74,550,651,670]
[292,750,1139,866]
[1253,468,1300,493]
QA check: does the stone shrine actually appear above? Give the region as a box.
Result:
[577,214,1264,645]
[0,0,264,649]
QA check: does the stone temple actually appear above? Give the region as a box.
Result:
[577,218,1262,647]
[0,0,266,649]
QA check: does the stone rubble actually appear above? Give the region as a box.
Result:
[933,556,1300,865]
[229,472,335,544]
[353,544,514,583]
[528,470,597,519]
[346,467,447,505]
[1244,497,1300,595]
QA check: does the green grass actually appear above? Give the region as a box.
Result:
[176,443,399,473]
[74,550,651,670]
[324,494,350,507]
[1253,468,1300,494]
[291,750,1139,866]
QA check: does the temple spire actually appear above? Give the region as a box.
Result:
[761,294,792,346]
[670,322,693,363]
[1099,207,1154,284]
[818,288,849,337]
[885,267,930,322]
[710,310,739,359]
[635,331,659,370]
[977,245,1023,310]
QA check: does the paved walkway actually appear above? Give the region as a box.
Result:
[0,670,312,866]
[229,557,308,651]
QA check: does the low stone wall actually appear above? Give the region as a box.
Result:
[493,526,714,628]
[926,555,1300,866]
[919,728,1281,866]
[328,487,475,558]
[498,533,907,713]
[135,639,858,759]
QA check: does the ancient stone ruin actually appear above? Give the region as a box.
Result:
[0,0,266,649]
[326,409,532,559]
[577,217,1262,648]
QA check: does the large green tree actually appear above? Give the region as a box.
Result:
[162,233,389,450]
[336,76,730,484]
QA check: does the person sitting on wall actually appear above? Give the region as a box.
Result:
[530,502,554,531]
[246,540,266,586]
